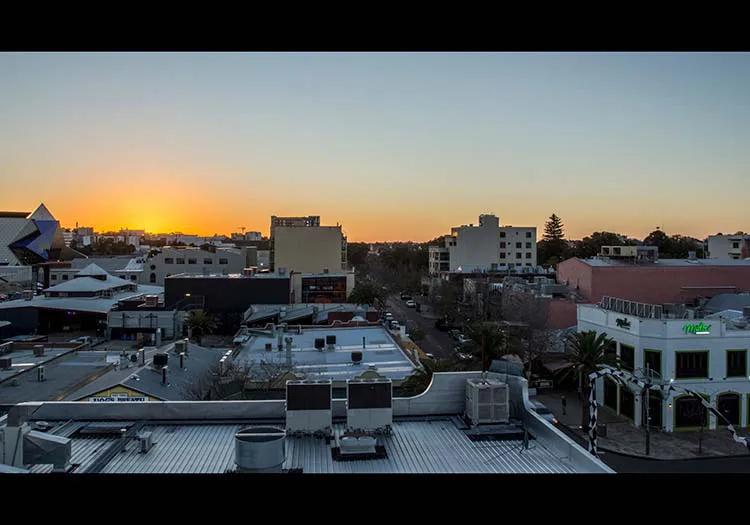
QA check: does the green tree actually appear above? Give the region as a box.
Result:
[185,310,217,345]
[346,242,370,269]
[572,231,637,259]
[538,214,568,265]
[347,281,387,309]
[409,326,425,343]
[400,358,455,396]
[559,330,617,432]
[464,321,507,372]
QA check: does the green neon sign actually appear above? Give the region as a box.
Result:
[683,322,711,335]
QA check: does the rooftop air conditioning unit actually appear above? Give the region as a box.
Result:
[465,378,509,426]
[314,338,325,351]
[23,290,34,301]
[346,378,393,433]
[153,353,168,368]
[33,345,45,357]
[145,295,158,307]
[285,380,333,435]
[0,357,12,370]
[351,351,363,364]
[326,335,336,345]
[174,340,187,354]
[139,431,154,453]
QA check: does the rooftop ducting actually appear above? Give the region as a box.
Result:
[285,380,333,436]
[22,430,72,473]
[234,427,286,473]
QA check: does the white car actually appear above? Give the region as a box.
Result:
[69,336,93,345]
[391,321,400,330]
[405,300,416,308]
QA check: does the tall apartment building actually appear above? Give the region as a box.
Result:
[706,233,750,260]
[428,214,537,275]
[272,225,347,274]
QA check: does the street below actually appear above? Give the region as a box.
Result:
[385,295,455,359]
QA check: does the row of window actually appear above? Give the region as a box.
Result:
[500,242,533,249]
[614,345,749,380]
[499,231,533,238]
[499,252,533,259]
[163,257,229,265]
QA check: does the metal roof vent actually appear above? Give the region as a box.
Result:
[234,427,286,473]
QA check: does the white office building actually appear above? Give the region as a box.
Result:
[429,214,537,275]
[578,296,750,432]
[706,233,750,260]
[145,246,249,286]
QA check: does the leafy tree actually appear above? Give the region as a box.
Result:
[347,281,387,309]
[643,228,704,258]
[400,358,455,396]
[346,242,370,269]
[572,231,637,259]
[409,326,425,343]
[185,310,217,345]
[558,330,617,432]
[464,321,507,372]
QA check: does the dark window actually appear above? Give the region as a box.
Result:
[726,350,747,378]
[500,232,506,238]
[164,258,174,264]
[620,388,635,419]
[219,258,228,265]
[603,377,618,410]
[515,242,522,248]
[515,252,521,259]
[51,275,57,280]
[130,275,137,281]
[176,258,185,265]
[62,275,69,281]
[526,242,532,249]
[188,258,197,264]
[619,344,635,372]
[675,351,709,379]
[717,393,740,426]
[643,350,662,376]
[675,396,708,428]
[525,252,532,259]
[500,242,506,248]
[733,242,740,249]
[204,258,213,265]
[525,263,531,266]
[499,253,506,259]
[604,340,617,363]
[149,273,156,284]
[525,232,532,238]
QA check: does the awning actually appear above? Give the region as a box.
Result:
[542,359,573,373]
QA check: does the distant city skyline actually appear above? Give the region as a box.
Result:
[3,52,749,242]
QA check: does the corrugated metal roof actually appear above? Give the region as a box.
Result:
[30,437,115,473]
[91,420,577,474]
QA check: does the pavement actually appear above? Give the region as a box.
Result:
[385,295,455,359]
[534,389,750,464]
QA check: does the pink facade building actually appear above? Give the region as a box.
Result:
[557,257,750,305]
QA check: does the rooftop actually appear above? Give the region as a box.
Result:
[244,303,374,324]
[0,344,84,384]
[235,326,416,381]
[581,257,750,268]
[0,286,164,315]
[166,273,288,280]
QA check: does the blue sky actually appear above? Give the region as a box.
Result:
[1,52,748,241]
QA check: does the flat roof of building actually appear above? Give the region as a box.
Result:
[27,419,577,474]
[236,326,416,381]
[166,273,288,280]
[244,303,374,324]
[0,286,164,315]
[580,257,750,268]
[0,345,83,384]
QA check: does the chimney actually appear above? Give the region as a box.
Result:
[138,349,145,365]
[277,333,283,351]
[120,428,127,452]
[179,352,185,369]
[161,366,168,386]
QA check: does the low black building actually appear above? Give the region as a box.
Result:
[165,274,291,334]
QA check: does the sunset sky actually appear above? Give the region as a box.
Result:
[2,52,749,242]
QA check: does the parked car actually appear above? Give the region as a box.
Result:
[400,292,412,301]
[384,312,394,320]
[69,336,93,345]
[405,299,416,308]
[456,334,471,345]
[424,353,436,360]
[448,330,464,342]
[530,401,558,425]
[391,321,401,330]
[454,349,473,362]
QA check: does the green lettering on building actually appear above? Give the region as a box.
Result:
[683,322,711,335]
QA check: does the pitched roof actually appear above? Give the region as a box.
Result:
[76,263,110,277]
[28,203,56,221]
[44,275,133,293]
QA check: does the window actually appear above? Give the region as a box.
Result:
[526,242,532,249]
[149,273,156,284]
[62,274,69,281]
[620,388,635,419]
[675,351,709,379]
[219,258,228,265]
[164,258,174,264]
[204,258,213,265]
[717,393,741,425]
[500,242,506,248]
[525,263,531,266]
[515,242,522,248]
[499,253,506,259]
[51,275,57,280]
[726,350,747,378]
[525,252,532,259]
[525,232,531,238]
[130,275,137,281]
[643,350,662,376]
[176,258,185,264]
[188,258,197,265]
[675,396,708,428]
[733,242,740,249]
[500,232,506,238]
[619,344,635,371]
[515,252,522,259]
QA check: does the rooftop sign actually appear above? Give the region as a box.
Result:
[683,322,711,335]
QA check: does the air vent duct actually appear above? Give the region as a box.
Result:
[234,427,286,473]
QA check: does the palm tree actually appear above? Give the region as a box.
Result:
[400,358,455,396]
[185,310,217,345]
[464,321,507,373]
[560,330,617,432]
[347,281,387,311]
